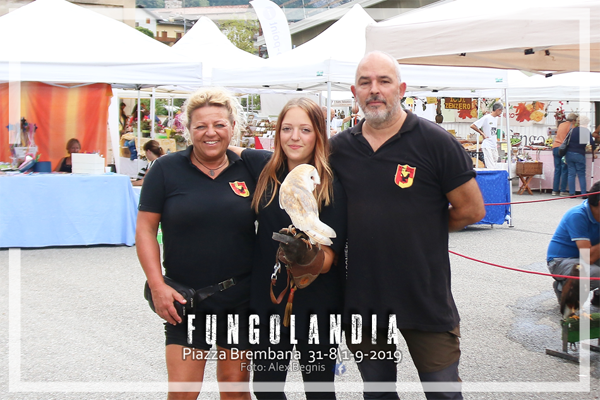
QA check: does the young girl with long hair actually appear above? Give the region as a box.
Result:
[231,97,347,399]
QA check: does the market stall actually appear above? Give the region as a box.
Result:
[523,149,600,192]
[0,174,137,248]
[366,0,600,74]
[0,0,202,171]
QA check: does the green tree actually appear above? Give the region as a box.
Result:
[136,26,154,38]
[136,0,165,7]
[219,19,260,55]
[240,94,261,111]
[185,0,210,6]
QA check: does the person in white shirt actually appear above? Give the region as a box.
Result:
[470,103,503,169]
[322,106,343,135]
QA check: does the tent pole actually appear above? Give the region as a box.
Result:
[136,88,141,164]
[476,98,480,161]
[108,93,121,174]
[327,81,332,138]
[151,87,156,139]
[505,88,514,228]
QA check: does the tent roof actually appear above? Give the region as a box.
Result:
[172,16,264,85]
[0,0,202,86]
[366,0,600,73]
[406,71,600,102]
[212,4,376,91]
[213,4,507,92]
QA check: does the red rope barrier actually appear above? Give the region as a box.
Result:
[449,250,600,280]
[483,191,600,207]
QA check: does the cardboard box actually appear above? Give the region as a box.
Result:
[72,153,105,174]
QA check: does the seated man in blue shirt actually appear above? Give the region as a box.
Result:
[547,180,600,306]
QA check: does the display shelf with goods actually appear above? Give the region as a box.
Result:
[252,118,277,151]
[7,117,38,169]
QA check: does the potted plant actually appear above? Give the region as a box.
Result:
[172,133,188,151]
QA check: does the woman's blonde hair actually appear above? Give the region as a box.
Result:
[252,97,333,213]
[183,87,243,144]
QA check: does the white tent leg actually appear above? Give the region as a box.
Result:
[136,88,141,162]
[150,87,156,139]
[327,81,332,138]
[476,98,480,162]
[108,93,120,173]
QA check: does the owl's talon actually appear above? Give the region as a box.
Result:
[300,238,312,249]
[288,225,297,236]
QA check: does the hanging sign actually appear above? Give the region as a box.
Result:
[444,98,472,110]
[250,0,292,57]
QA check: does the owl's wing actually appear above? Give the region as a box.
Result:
[282,187,318,232]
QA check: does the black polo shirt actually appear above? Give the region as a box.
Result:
[329,111,475,332]
[242,149,347,343]
[139,146,256,294]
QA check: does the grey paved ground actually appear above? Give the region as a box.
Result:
[1,188,599,399]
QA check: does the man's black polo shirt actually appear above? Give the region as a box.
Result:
[329,111,475,332]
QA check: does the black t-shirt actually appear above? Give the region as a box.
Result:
[138,146,256,304]
[329,111,475,332]
[57,157,71,173]
[242,149,347,343]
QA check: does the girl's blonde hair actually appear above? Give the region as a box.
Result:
[252,97,333,213]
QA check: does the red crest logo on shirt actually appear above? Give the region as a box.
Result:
[230,181,250,197]
[394,164,416,189]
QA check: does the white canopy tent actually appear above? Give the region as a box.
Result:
[213,4,507,92]
[366,0,600,74]
[406,70,600,102]
[0,0,202,86]
[1,0,205,173]
[366,0,600,225]
[212,3,507,133]
[172,16,265,87]
[212,4,374,92]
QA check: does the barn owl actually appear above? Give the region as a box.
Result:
[279,164,336,246]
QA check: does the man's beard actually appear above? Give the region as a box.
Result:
[358,95,401,126]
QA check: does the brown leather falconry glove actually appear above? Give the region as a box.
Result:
[273,228,325,289]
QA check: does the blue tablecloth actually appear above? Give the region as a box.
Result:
[475,169,511,225]
[0,173,138,248]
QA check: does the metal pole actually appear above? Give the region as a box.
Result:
[183,0,187,34]
[136,88,141,162]
[505,88,514,228]
[476,98,480,164]
[150,87,156,139]
[327,81,332,138]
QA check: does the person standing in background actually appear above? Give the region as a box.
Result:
[565,115,596,197]
[470,103,503,169]
[552,113,578,196]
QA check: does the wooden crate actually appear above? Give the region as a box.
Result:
[516,161,543,175]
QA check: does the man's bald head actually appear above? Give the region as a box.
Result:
[355,51,402,85]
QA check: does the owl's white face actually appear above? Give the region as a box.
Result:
[292,164,319,192]
[309,167,320,186]
[280,107,317,171]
